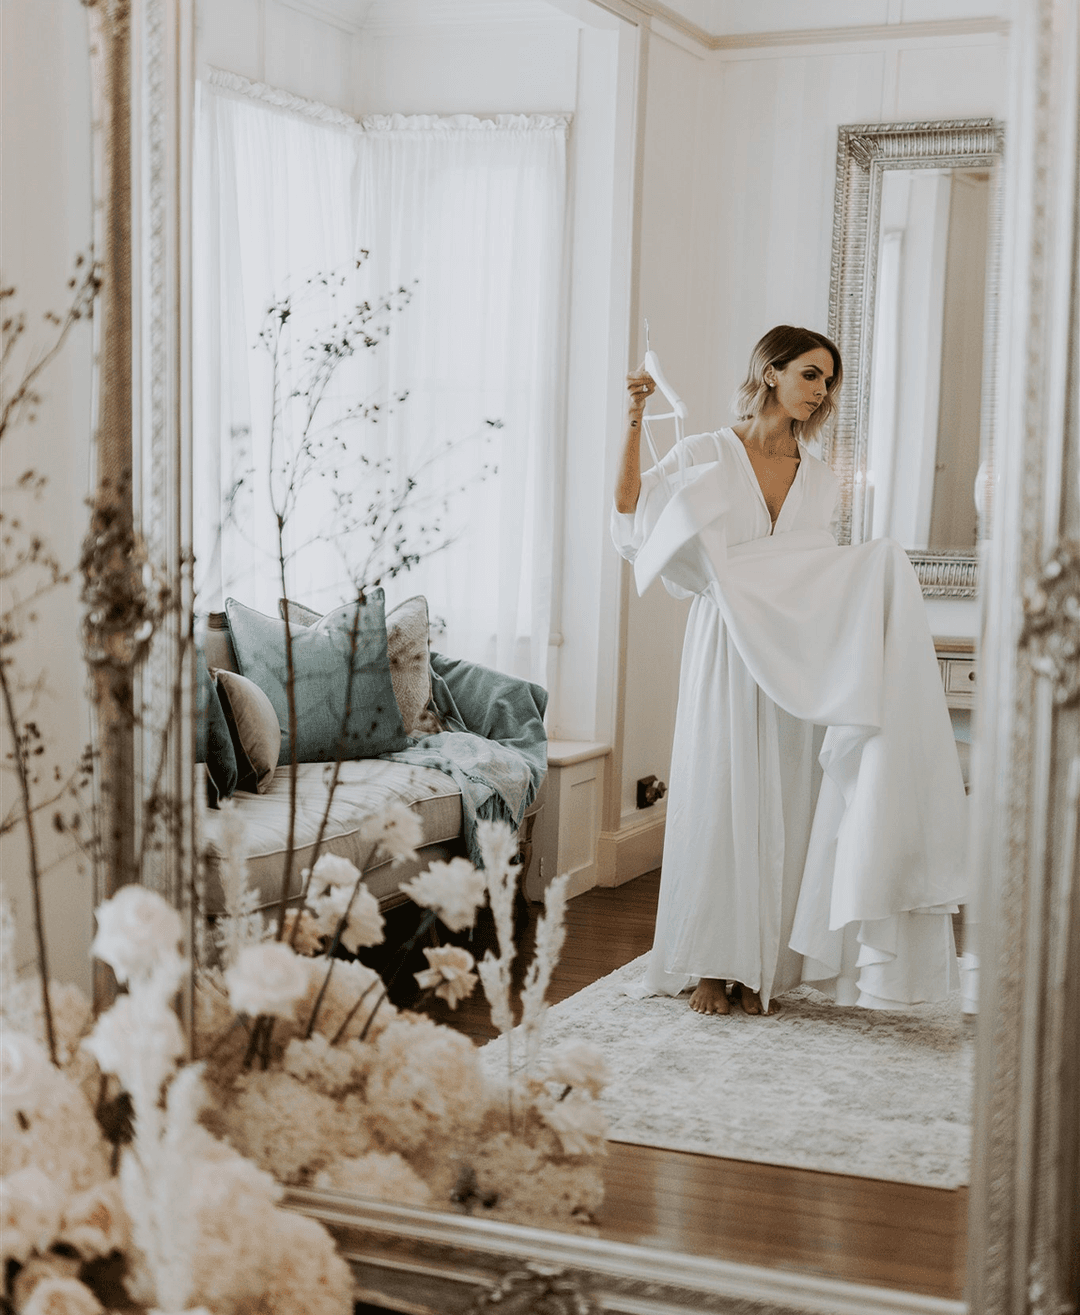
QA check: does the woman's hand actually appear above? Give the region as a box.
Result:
[616,365,655,514]
[626,364,656,414]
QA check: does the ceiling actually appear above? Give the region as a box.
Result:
[289,0,1008,40]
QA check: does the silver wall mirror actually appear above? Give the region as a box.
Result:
[95,1,1078,1313]
[826,119,1004,598]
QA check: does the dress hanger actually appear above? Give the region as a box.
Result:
[643,319,688,422]
[641,319,687,489]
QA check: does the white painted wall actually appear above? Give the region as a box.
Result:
[0,0,95,988]
[352,23,580,114]
[196,0,359,110]
[615,25,1005,837]
[617,26,715,821]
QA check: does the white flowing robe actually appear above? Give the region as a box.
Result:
[612,429,967,1009]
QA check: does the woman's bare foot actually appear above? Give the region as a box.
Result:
[734,983,780,1016]
[689,978,730,1015]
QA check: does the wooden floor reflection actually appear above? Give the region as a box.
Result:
[602,1141,967,1299]
[421,870,968,1301]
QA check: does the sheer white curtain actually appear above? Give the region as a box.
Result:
[193,77,567,685]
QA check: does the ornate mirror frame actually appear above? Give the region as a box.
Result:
[97,1,1078,1311]
[825,118,1004,599]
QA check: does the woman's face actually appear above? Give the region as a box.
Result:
[767,348,834,422]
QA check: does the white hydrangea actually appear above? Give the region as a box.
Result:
[91,886,183,984]
[224,942,309,1019]
[400,858,486,932]
[0,1165,64,1264]
[0,1031,54,1118]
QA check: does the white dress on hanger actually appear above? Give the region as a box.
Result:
[611,428,967,1010]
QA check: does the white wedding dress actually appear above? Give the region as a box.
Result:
[612,429,967,1010]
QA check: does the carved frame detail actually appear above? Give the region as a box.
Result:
[825,118,1005,598]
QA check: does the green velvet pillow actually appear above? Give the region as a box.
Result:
[224,591,408,765]
[195,651,238,807]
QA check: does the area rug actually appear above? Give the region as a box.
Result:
[480,955,974,1189]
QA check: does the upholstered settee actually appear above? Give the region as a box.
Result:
[195,591,548,919]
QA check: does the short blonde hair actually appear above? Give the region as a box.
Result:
[732,325,843,441]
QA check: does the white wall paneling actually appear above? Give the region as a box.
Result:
[0,0,96,987]
[606,19,1007,881]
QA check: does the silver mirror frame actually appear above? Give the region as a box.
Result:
[825,118,1004,598]
[106,2,1077,1311]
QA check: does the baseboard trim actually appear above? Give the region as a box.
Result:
[595,813,665,887]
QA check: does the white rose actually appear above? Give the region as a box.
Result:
[225,942,309,1019]
[540,1091,608,1158]
[23,1277,104,1315]
[91,886,183,984]
[310,882,385,953]
[414,946,477,1009]
[0,1166,63,1264]
[82,992,185,1090]
[545,1040,609,1097]
[307,852,361,898]
[401,858,486,932]
[361,801,424,865]
[0,1030,54,1117]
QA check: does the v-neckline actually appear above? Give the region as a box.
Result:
[723,427,803,533]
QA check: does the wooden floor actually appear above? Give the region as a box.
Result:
[418,871,968,1302]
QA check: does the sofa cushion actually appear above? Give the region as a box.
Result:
[226,590,408,764]
[280,594,438,738]
[200,759,464,912]
[195,653,238,807]
[197,610,240,674]
[386,596,437,736]
[214,668,281,794]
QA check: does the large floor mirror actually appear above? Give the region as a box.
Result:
[74,1,1079,1313]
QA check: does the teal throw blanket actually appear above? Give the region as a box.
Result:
[382,653,548,867]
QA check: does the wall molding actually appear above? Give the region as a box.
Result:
[595,810,665,887]
[585,1,1007,52]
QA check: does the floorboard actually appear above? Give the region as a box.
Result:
[417,870,968,1301]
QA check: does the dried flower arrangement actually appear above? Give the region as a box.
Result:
[1,251,609,1315]
[193,809,608,1231]
[1,811,608,1310]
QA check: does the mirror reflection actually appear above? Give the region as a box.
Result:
[867,167,991,551]
[179,0,1002,1305]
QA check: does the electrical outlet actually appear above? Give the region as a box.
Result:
[637,775,668,808]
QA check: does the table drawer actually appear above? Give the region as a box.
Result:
[945,659,977,697]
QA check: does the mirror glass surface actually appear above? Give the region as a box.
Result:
[867,167,991,551]
[186,3,990,1302]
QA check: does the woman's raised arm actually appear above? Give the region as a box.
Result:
[615,365,656,514]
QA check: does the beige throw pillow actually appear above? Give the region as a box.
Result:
[213,668,282,793]
[385,595,436,736]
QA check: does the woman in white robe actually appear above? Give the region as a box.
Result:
[612,326,967,1015]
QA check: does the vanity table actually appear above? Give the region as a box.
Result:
[935,637,976,794]
[935,635,978,710]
